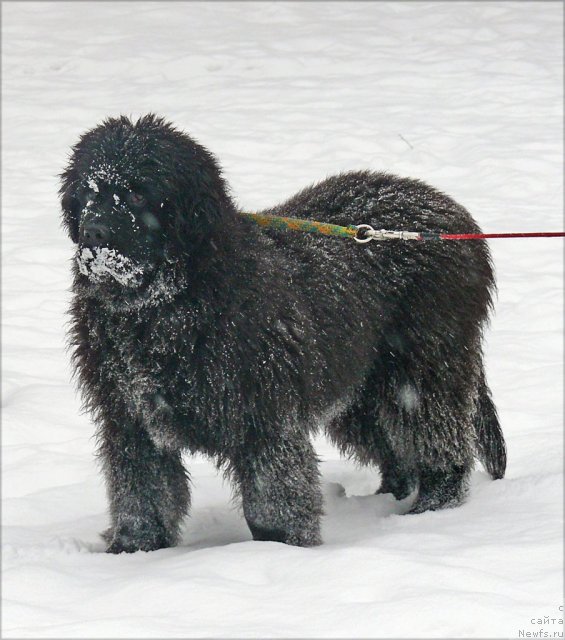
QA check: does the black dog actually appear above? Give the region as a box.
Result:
[60,115,506,553]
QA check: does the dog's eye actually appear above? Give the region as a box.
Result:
[128,192,146,207]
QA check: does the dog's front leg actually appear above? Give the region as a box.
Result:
[232,426,323,547]
[97,418,190,553]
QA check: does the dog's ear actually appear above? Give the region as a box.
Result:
[170,188,229,255]
[165,145,235,256]
[59,166,81,244]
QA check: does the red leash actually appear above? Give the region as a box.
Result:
[423,231,565,241]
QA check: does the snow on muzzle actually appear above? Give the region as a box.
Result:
[76,246,144,286]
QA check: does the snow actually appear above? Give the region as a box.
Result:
[2,1,563,638]
[76,246,144,286]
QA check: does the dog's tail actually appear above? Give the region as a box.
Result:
[473,372,506,480]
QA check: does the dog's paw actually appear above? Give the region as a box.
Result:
[407,493,462,515]
[375,484,415,501]
[102,523,173,554]
[248,521,322,547]
[106,538,144,554]
[286,530,323,547]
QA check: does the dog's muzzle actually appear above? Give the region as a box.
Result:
[80,223,111,248]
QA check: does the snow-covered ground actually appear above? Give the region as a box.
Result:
[2,2,563,637]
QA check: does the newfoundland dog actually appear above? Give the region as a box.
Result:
[60,114,506,553]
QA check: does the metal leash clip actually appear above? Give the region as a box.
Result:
[353,225,421,243]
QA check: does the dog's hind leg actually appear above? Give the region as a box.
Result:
[405,385,476,514]
[407,365,504,514]
[381,385,475,514]
[230,424,323,547]
[327,361,477,513]
[98,418,190,553]
[325,384,417,501]
[374,441,417,501]
[408,463,470,514]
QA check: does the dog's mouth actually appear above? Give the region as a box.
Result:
[76,246,145,287]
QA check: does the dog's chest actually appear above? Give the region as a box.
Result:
[93,311,189,418]
[91,307,232,423]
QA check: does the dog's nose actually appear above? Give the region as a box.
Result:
[80,223,110,247]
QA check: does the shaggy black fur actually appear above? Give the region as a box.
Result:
[60,114,506,553]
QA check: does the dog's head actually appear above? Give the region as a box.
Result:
[60,114,233,290]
